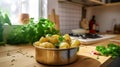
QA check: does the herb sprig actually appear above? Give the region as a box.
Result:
[6,18,59,44]
[96,43,120,58]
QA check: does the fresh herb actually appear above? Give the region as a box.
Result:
[26,55,29,57]
[34,66,36,67]
[11,64,14,66]
[6,18,59,44]
[11,59,15,62]
[0,42,5,46]
[96,43,120,58]
[96,56,99,59]
[59,36,64,42]
[12,56,15,57]
[55,36,64,48]
[7,53,11,56]
[0,9,11,25]
[0,9,11,45]
[30,55,34,58]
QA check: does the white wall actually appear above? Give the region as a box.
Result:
[86,7,93,22]
[58,3,82,34]
[47,0,120,33]
[47,0,59,15]
[88,5,120,33]
[47,0,82,34]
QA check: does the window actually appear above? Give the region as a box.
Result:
[0,0,47,25]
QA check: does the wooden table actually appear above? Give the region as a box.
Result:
[0,34,120,67]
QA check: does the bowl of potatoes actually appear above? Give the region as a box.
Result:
[34,34,81,65]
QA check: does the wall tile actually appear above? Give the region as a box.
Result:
[58,3,82,34]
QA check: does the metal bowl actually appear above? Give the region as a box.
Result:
[34,44,79,65]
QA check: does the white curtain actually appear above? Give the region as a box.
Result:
[39,0,48,18]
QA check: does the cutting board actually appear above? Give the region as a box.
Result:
[48,9,60,30]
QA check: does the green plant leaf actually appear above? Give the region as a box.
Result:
[6,18,60,45]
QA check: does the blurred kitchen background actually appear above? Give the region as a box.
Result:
[1,0,120,35]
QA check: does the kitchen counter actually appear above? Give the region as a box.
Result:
[0,34,120,67]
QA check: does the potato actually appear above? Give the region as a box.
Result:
[50,37,58,44]
[71,39,80,48]
[34,41,40,46]
[39,42,55,48]
[46,35,59,44]
[52,34,60,40]
[39,37,48,43]
[35,34,80,49]
[59,42,70,49]
[63,34,71,44]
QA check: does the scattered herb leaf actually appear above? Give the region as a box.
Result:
[30,56,34,58]
[11,59,15,62]
[12,56,15,57]
[26,55,29,57]
[97,56,99,59]
[11,64,14,66]
[7,53,11,56]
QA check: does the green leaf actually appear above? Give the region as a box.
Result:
[0,9,11,25]
[96,43,120,58]
[4,13,11,25]
[6,18,60,44]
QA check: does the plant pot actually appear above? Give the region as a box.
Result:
[0,25,5,45]
[19,13,29,24]
[0,26,3,42]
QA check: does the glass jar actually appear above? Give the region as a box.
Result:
[19,13,29,24]
[19,0,29,24]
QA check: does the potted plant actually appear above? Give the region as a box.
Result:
[0,9,11,45]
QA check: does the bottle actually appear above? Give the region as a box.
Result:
[89,15,96,34]
[114,24,120,34]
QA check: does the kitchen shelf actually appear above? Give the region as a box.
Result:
[88,2,120,8]
[90,0,105,5]
[58,0,105,7]
[104,2,120,6]
[58,0,120,7]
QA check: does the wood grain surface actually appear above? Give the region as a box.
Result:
[0,34,120,67]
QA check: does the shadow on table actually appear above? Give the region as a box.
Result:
[35,55,101,67]
[105,57,120,67]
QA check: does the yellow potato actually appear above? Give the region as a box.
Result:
[52,34,60,40]
[59,42,70,49]
[34,41,40,46]
[39,42,55,48]
[63,34,71,44]
[46,36,58,44]
[39,37,48,43]
[71,39,81,48]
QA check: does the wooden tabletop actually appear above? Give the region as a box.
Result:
[0,34,120,67]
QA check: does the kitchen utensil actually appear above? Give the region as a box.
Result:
[48,9,59,30]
